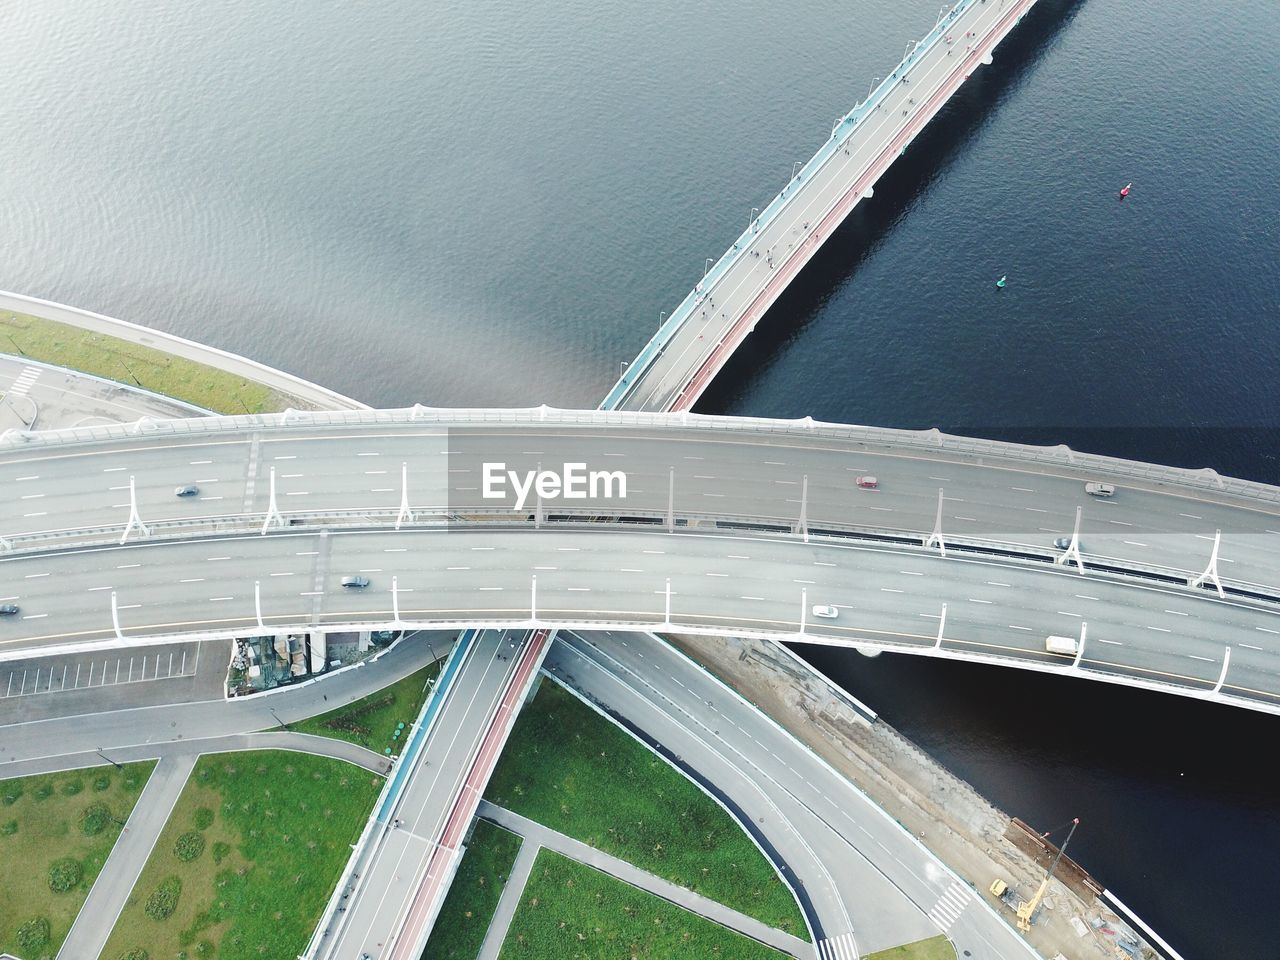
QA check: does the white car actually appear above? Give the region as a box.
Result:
[1084,481,1116,497]
[811,604,839,619]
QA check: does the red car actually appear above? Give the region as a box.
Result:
[855,476,878,489]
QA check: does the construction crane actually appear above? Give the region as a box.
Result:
[1015,817,1080,931]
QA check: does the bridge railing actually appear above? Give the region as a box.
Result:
[5,405,1278,508]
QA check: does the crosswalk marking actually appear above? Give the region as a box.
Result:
[928,880,972,931]
[6,365,40,398]
[818,932,858,960]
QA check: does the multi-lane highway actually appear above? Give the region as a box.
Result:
[311,629,548,960]
[5,524,1280,711]
[3,414,1276,597]
[552,631,1039,960]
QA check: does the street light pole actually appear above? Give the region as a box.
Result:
[269,708,289,731]
[95,749,124,770]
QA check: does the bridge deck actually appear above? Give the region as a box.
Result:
[606,0,1039,412]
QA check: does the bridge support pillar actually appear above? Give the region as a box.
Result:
[1072,623,1087,670]
[1212,646,1232,694]
[797,474,809,543]
[1190,529,1225,598]
[261,466,285,534]
[1056,505,1085,573]
[935,603,947,649]
[667,467,675,533]
[799,587,807,637]
[120,475,151,544]
[663,578,672,628]
[110,590,126,641]
[396,462,417,530]
[392,576,402,626]
[530,574,537,623]
[255,580,265,630]
[925,488,946,557]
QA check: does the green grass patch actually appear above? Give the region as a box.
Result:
[292,661,441,756]
[498,849,788,959]
[422,820,524,959]
[0,761,155,960]
[864,935,958,960]
[485,681,806,938]
[0,308,289,414]
[101,751,381,960]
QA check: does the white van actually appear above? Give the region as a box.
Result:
[1045,635,1079,656]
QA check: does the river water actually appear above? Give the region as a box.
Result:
[2,0,1277,956]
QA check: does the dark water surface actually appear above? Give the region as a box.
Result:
[3,1,1278,957]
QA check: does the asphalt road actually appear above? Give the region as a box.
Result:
[312,629,542,960]
[610,0,1039,412]
[550,630,1037,959]
[2,526,1278,710]
[3,419,1277,599]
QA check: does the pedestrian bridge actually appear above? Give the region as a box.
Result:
[2,407,1278,714]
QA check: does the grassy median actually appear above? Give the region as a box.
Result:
[484,680,807,939]
[421,820,524,960]
[0,762,154,960]
[0,308,289,414]
[865,936,957,960]
[101,751,381,960]
[292,660,441,757]
[499,849,789,959]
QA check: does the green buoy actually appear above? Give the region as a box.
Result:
[996,275,1007,289]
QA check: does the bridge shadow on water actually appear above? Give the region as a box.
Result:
[695,0,1088,419]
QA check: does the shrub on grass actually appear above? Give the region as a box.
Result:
[118,949,150,960]
[60,778,85,796]
[211,840,231,864]
[1,819,17,836]
[16,916,50,952]
[192,807,215,830]
[49,857,84,892]
[195,940,215,956]
[144,876,182,920]
[94,773,112,791]
[2,784,22,804]
[174,831,206,862]
[34,782,54,800]
[82,802,112,835]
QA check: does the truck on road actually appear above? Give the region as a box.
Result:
[1045,635,1079,656]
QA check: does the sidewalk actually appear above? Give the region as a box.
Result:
[55,754,197,960]
[477,800,811,959]
[0,289,368,412]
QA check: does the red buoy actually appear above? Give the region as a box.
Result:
[1120,182,1132,198]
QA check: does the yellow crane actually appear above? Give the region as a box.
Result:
[1016,817,1080,931]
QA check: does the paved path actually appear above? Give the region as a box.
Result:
[475,831,538,960]
[55,753,197,960]
[0,289,368,411]
[0,730,391,780]
[0,354,208,431]
[478,801,812,959]
[0,633,453,768]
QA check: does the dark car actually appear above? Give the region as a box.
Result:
[1053,536,1072,550]
[340,576,370,589]
[0,604,20,617]
[174,485,200,497]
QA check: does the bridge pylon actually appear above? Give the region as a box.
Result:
[261,465,285,534]
[120,475,150,544]
[1055,505,1085,573]
[925,488,946,557]
[1190,529,1225,598]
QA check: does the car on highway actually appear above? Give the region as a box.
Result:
[1053,536,1076,550]
[340,576,370,589]
[855,476,878,489]
[1084,482,1116,497]
[0,604,19,617]
[174,484,199,497]
[811,604,839,619]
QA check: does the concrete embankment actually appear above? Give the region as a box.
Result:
[669,634,1171,960]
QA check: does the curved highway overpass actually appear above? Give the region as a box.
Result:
[2,408,1279,713]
